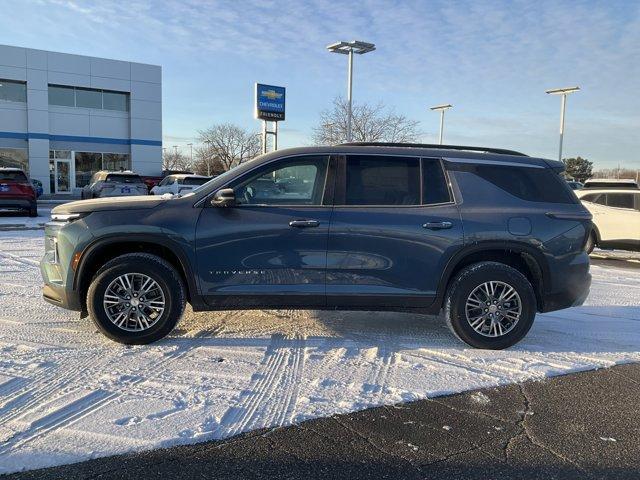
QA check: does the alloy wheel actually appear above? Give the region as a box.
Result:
[465,281,522,337]
[103,273,165,332]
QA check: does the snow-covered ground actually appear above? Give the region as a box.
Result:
[0,230,639,474]
[0,208,51,230]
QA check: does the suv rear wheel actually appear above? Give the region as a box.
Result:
[87,253,186,345]
[445,262,536,349]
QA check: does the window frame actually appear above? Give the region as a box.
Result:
[333,154,455,208]
[209,154,335,208]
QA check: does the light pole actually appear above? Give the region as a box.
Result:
[430,104,452,145]
[173,145,178,156]
[327,40,376,143]
[204,139,212,176]
[187,143,193,163]
[546,86,579,162]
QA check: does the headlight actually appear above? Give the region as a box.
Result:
[45,236,59,264]
[51,212,88,223]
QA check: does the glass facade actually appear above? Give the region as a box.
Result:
[74,152,102,187]
[50,151,132,190]
[0,79,27,103]
[0,148,29,173]
[48,85,129,111]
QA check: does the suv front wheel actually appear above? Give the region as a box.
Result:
[87,253,186,344]
[445,262,536,349]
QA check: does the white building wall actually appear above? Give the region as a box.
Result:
[0,44,162,194]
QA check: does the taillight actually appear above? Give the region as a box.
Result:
[17,183,35,196]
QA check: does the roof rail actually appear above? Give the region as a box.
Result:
[338,142,528,157]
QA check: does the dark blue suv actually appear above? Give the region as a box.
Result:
[41,143,592,349]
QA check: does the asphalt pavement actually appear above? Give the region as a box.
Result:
[5,363,640,480]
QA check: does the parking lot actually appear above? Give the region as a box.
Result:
[0,227,639,475]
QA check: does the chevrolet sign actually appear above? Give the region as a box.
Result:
[255,83,286,121]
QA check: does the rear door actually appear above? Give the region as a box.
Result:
[326,155,463,308]
[596,192,640,244]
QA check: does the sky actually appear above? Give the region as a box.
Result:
[1,0,639,169]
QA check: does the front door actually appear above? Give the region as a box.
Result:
[195,155,334,308]
[326,155,464,308]
[55,159,72,194]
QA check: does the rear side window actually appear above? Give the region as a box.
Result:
[472,165,576,204]
[580,193,600,203]
[0,170,27,182]
[422,159,451,204]
[606,193,634,209]
[106,174,142,184]
[344,156,420,205]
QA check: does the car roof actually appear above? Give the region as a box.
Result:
[171,174,209,179]
[253,144,556,169]
[102,170,140,175]
[578,188,640,194]
[0,167,25,171]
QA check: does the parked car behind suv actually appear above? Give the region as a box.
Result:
[80,171,148,199]
[150,174,211,196]
[576,185,640,252]
[0,167,37,216]
[41,144,592,349]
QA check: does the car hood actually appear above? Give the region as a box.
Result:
[52,195,169,214]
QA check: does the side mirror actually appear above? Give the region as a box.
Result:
[211,188,236,207]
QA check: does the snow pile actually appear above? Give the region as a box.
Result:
[0,230,639,474]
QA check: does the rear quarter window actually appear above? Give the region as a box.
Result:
[471,164,576,204]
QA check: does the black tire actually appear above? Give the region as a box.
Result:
[87,253,186,345]
[585,231,596,254]
[445,261,536,350]
[29,204,37,217]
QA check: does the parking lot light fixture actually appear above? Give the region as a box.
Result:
[327,40,376,142]
[546,86,580,162]
[430,104,453,145]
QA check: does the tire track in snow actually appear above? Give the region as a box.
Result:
[0,326,215,453]
[0,249,40,269]
[217,333,307,437]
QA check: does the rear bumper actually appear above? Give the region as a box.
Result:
[0,198,35,209]
[541,272,591,312]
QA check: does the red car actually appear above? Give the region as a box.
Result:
[0,168,38,217]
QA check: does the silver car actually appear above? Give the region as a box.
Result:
[81,171,148,199]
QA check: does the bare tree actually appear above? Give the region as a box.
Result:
[312,97,421,145]
[197,123,261,172]
[192,146,226,176]
[162,150,191,172]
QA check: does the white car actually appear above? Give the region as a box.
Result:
[576,185,640,253]
[150,174,211,196]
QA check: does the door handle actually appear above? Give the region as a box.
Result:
[423,221,453,230]
[289,219,320,228]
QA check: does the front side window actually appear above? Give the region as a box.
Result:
[344,155,420,206]
[0,79,26,103]
[234,156,328,206]
[606,193,634,209]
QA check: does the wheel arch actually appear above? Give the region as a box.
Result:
[74,235,200,312]
[437,242,548,312]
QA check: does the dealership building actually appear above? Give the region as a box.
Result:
[0,44,162,195]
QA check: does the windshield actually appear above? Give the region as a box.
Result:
[189,162,247,195]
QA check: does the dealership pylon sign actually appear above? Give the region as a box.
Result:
[255,83,285,153]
